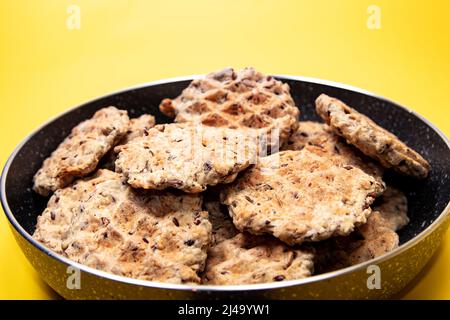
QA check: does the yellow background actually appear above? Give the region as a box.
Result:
[0,0,449,299]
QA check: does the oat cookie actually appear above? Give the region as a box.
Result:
[100,114,156,170]
[221,148,385,245]
[346,211,399,265]
[115,123,258,193]
[159,67,300,150]
[33,107,130,196]
[314,211,399,273]
[316,94,429,179]
[283,121,384,180]
[33,169,212,284]
[203,200,239,244]
[122,114,156,144]
[373,186,409,231]
[202,233,314,285]
[203,193,314,284]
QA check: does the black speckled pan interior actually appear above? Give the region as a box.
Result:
[3,76,450,247]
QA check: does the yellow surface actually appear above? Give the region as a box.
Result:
[0,0,449,299]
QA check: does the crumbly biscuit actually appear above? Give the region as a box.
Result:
[316,184,408,273]
[100,114,156,170]
[283,121,384,180]
[202,233,314,285]
[33,169,212,284]
[346,211,399,265]
[123,114,156,144]
[314,214,399,273]
[115,123,258,193]
[159,67,300,150]
[203,200,239,244]
[33,107,129,196]
[373,186,409,231]
[203,194,314,284]
[221,148,385,245]
[315,94,429,179]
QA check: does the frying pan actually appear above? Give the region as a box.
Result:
[1,75,449,299]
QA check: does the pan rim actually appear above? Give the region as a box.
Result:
[1,74,449,293]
